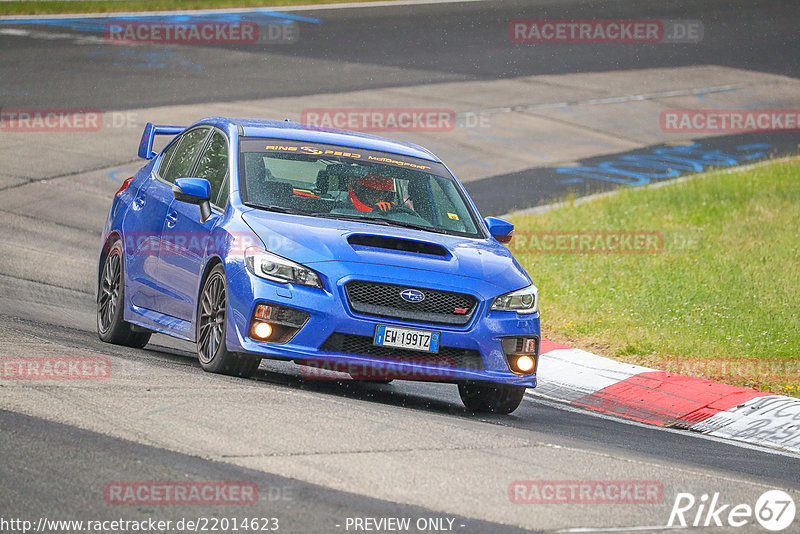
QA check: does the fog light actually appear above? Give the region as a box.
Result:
[249,302,310,344]
[252,321,273,340]
[515,355,535,373]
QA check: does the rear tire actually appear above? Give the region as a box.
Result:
[97,240,151,348]
[458,381,526,414]
[197,264,261,378]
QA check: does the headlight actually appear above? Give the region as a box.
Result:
[244,247,322,288]
[491,284,538,314]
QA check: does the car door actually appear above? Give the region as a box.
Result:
[123,129,204,312]
[128,126,210,317]
[156,128,230,324]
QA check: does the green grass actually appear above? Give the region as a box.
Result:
[0,0,387,16]
[508,159,800,396]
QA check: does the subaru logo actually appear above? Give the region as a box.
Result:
[400,289,425,303]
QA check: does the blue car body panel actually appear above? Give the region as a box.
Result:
[100,117,540,387]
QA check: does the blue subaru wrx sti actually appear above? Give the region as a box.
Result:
[98,117,540,414]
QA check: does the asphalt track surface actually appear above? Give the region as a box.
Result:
[2,0,800,109]
[1,1,800,532]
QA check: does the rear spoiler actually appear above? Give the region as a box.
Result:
[138,123,185,160]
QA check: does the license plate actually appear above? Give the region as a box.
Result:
[374,325,440,353]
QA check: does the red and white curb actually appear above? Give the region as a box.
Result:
[534,339,800,454]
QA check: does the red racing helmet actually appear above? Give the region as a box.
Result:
[349,174,395,212]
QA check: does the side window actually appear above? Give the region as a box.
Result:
[194,130,228,207]
[161,128,209,184]
[157,138,180,177]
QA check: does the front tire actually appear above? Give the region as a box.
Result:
[97,240,151,348]
[458,381,526,414]
[197,264,260,378]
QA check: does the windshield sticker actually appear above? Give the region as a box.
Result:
[447,213,460,221]
[256,141,433,171]
[365,154,431,170]
[264,144,362,158]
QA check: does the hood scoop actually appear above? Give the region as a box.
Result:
[347,234,449,257]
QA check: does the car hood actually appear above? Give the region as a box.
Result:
[240,209,531,293]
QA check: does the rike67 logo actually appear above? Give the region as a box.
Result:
[668,490,796,531]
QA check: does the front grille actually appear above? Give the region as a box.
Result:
[320,333,485,371]
[345,281,478,326]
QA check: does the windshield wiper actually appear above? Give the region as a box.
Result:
[244,202,306,215]
[311,212,394,226]
[246,206,452,235]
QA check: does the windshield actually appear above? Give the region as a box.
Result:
[239,138,484,238]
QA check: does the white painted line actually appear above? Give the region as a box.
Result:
[0,0,490,21]
[525,394,800,459]
[557,526,683,533]
[0,27,105,42]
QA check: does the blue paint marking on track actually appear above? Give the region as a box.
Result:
[556,142,771,186]
[108,170,133,184]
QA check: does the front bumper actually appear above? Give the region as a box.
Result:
[225,262,540,387]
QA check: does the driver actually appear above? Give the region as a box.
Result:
[349,174,397,212]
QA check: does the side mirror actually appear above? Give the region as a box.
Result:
[173,177,212,223]
[485,217,514,244]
